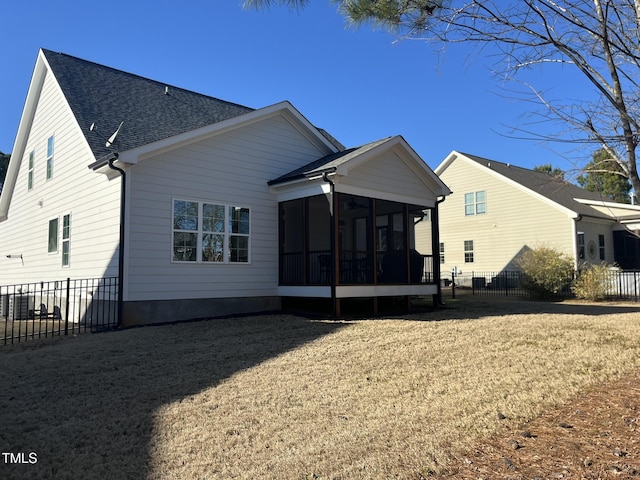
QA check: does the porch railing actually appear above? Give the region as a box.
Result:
[280,251,435,286]
[1,277,119,345]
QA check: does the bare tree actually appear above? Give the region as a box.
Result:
[244,0,640,196]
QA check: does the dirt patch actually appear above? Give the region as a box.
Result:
[439,348,640,480]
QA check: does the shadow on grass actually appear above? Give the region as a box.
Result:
[0,315,343,479]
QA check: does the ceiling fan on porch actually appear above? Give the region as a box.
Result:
[347,197,368,210]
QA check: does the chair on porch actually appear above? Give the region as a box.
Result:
[318,254,332,284]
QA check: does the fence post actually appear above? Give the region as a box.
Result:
[64,278,70,336]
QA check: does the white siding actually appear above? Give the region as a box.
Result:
[0,71,121,285]
[417,158,576,273]
[126,115,326,301]
[340,150,438,205]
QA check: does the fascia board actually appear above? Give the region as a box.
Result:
[120,101,337,164]
[574,197,640,212]
[0,51,48,221]
[453,152,580,219]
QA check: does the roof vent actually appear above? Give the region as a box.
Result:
[164,86,169,95]
[487,162,491,168]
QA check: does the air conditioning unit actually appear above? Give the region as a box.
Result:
[8,295,35,320]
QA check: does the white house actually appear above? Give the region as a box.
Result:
[0,49,451,325]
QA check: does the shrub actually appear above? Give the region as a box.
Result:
[572,263,613,301]
[516,246,574,297]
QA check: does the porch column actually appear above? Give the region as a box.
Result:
[431,198,444,305]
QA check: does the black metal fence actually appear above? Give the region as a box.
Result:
[1,277,119,345]
[447,270,640,301]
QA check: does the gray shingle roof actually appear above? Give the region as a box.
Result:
[43,49,255,160]
[460,152,613,219]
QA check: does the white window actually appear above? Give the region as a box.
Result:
[172,199,250,263]
[464,240,474,263]
[48,218,59,253]
[46,135,54,180]
[439,242,445,264]
[464,191,486,216]
[577,232,585,259]
[28,150,34,190]
[62,214,71,267]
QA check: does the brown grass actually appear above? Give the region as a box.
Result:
[1,294,639,479]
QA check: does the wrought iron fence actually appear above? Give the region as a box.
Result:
[1,277,119,345]
[446,270,640,301]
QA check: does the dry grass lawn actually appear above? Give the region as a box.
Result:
[1,294,639,479]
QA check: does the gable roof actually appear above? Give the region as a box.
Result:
[438,151,626,220]
[42,50,255,160]
[268,137,392,185]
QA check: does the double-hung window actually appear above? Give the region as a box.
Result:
[464,240,474,263]
[464,191,486,216]
[62,214,71,267]
[28,150,35,190]
[173,199,250,263]
[439,242,445,264]
[46,135,54,180]
[598,234,605,261]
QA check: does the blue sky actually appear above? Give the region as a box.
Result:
[1,0,598,174]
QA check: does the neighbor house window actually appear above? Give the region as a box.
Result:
[599,234,605,261]
[62,214,71,267]
[48,218,59,253]
[464,191,486,216]
[577,232,585,259]
[28,150,34,190]
[464,240,474,263]
[46,135,54,180]
[439,242,445,264]
[173,199,250,263]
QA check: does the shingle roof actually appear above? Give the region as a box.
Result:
[268,137,392,185]
[460,152,613,219]
[43,49,255,160]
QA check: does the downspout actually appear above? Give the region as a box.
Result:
[431,195,446,305]
[322,171,337,317]
[107,153,125,327]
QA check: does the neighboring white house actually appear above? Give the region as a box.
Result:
[416,151,640,282]
[0,49,451,325]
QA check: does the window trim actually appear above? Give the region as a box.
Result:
[172,198,251,264]
[439,242,445,264]
[464,239,474,263]
[62,213,71,267]
[46,135,54,180]
[464,191,486,216]
[28,150,35,190]
[48,217,59,254]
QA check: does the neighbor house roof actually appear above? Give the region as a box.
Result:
[446,151,622,220]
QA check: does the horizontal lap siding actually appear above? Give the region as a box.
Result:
[343,151,436,203]
[0,72,121,285]
[432,159,574,273]
[126,116,325,301]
